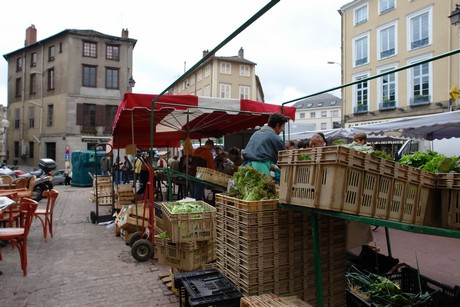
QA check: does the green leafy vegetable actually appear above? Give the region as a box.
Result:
[299,154,311,161]
[166,201,210,214]
[227,166,278,201]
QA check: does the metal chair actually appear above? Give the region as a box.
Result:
[0,198,38,276]
[34,189,59,242]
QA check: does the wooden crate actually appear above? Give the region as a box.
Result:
[196,166,232,187]
[215,194,278,212]
[161,201,216,243]
[438,173,460,229]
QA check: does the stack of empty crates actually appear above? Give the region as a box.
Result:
[155,201,217,272]
[89,175,113,205]
[115,184,135,210]
[215,194,346,307]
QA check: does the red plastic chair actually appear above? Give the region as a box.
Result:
[0,198,38,276]
[34,189,59,242]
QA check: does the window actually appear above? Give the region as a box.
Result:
[205,65,211,78]
[354,75,368,112]
[14,142,19,158]
[331,101,337,106]
[409,58,431,105]
[106,44,120,60]
[240,65,250,77]
[408,8,431,50]
[204,85,210,96]
[48,68,55,90]
[83,41,97,58]
[310,112,316,118]
[83,65,97,87]
[379,67,397,108]
[379,23,396,59]
[196,89,202,96]
[47,104,54,127]
[48,45,55,61]
[29,106,35,128]
[197,70,203,82]
[14,108,20,129]
[239,86,250,99]
[321,111,327,118]
[219,83,231,98]
[82,104,96,131]
[104,105,118,133]
[31,52,37,67]
[15,78,22,98]
[16,57,23,71]
[30,73,37,94]
[190,75,195,85]
[317,103,323,107]
[106,68,119,89]
[332,110,339,117]
[354,34,369,66]
[379,0,395,14]
[354,4,368,25]
[307,103,313,108]
[299,113,305,119]
[321,122,327,130]
[29,142,34,159]
[220,62,231,75]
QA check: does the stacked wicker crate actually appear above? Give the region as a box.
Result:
[115,184,134,210]
[89,175,113,205]
[155,201,217,271]
[278,146,437,225]
[437,173,460,229]
[215,194,347,306]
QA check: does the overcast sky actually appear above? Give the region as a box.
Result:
[0,0,350,106]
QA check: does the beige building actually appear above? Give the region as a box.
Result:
[340,0,459,128]
[291,93,342,133]
[3,25,136,168]
[170,48,265,102]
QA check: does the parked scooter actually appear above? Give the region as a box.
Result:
[18,158,56,201]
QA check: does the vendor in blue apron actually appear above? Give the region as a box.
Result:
[242,112,290,178]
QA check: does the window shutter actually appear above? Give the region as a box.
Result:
[76,103,83,125]
[95,104,105,126]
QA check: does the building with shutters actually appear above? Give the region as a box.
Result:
[3,25,136,168]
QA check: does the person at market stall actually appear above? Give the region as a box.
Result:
[218,151,235,175]
[285,140,296,150]
[228,147,243,173]
[113,156,123,184]
[121,155,133,184]
[157,154,167,168]
[213,145,224,170]
[242,112,290,176]
[135,152,150,199]
[297,138,309,149]
[133,151,143,188]
[190,139,216,200]
[309,133,326,148]
[169,155,180,172]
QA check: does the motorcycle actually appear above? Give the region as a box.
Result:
[18,158,56,201]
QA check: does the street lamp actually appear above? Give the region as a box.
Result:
[449,5,460,25]
[327,61,342,67]
[128,77,136,88]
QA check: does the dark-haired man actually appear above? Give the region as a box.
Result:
[243,112,290,176]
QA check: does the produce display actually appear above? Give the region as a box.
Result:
[346,266,432,306]
[227,166,278,201]
[399,150,460,173]
[164,201,211,214]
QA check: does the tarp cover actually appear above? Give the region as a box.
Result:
[111,93,296,148]
[352,110,460,140]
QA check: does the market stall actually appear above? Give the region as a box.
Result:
[111,93,296,149]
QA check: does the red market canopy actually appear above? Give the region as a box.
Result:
[111,93,296,148]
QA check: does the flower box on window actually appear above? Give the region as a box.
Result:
[410,95,431,106]
[354,104,368,114]
[379,100,396,110]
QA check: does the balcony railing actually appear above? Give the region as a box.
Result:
[380,48,395,58]
[355,58,368,66]
[411,37,429,50]
[409,95,431,106]
[379,100,396,110]
[354,105,368,114]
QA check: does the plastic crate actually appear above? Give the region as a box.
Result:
[215,194,278,212]
[173,269,242,307]
[440,189,460,230]
[196,167,232,188]
[161,201,216,243]
[155,236,216,271]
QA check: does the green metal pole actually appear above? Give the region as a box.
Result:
[311,212,324,307]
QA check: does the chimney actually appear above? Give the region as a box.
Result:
[202,49,209,58]
[121,28,129,38]
[25,24,37,46]
[238,47,244,59]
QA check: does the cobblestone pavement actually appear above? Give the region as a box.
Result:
[0,185,179,307]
